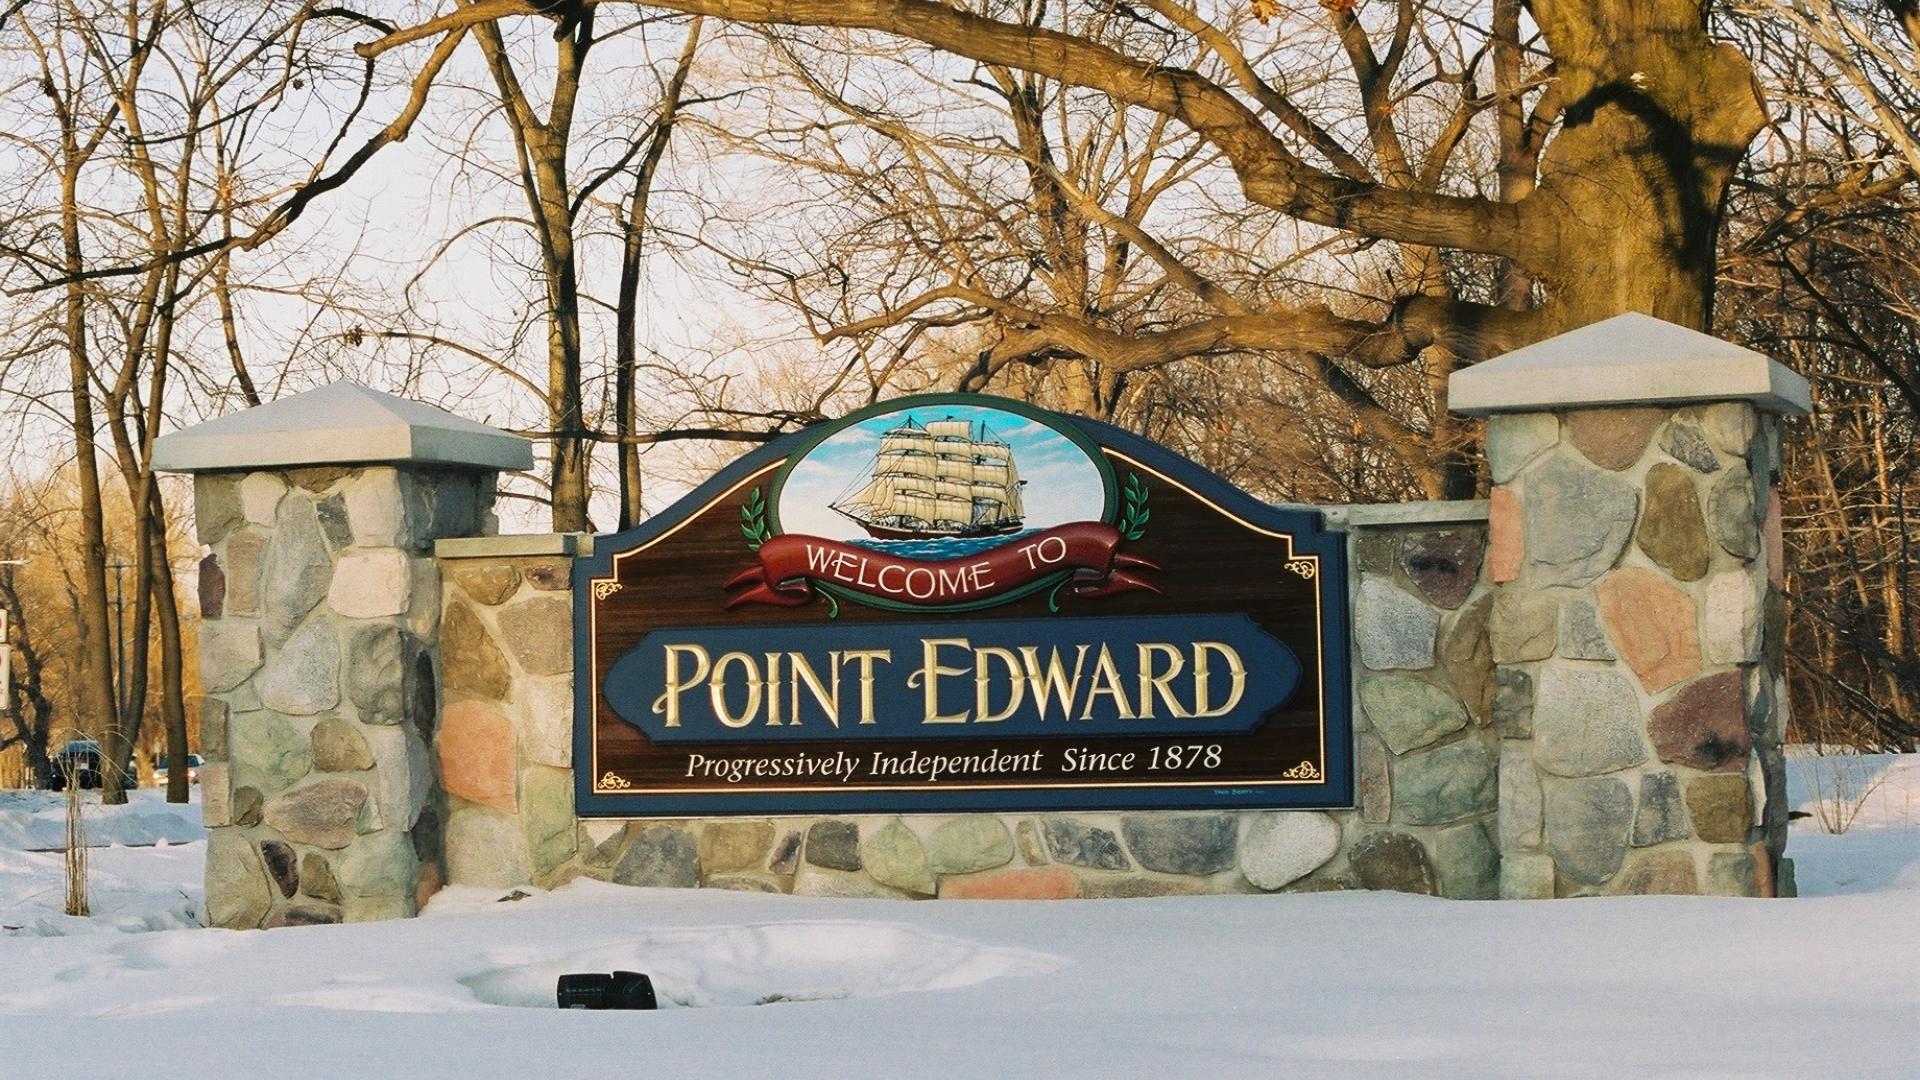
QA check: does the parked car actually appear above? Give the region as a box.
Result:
[47,739,138,791]
[153,753,204,785]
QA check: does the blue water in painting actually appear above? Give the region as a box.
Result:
[848,529,1039,561]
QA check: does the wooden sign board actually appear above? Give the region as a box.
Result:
[574,395,1352,816]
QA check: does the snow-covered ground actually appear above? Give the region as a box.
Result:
[0,757,1915,1079]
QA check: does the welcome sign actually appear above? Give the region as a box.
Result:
[574,395,1352,816]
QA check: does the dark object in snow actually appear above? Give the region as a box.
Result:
[557,971,658,1010]
[1787,811,1812,821]
[497,890,532,903]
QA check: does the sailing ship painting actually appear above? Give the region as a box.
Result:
[830,416,1027,540]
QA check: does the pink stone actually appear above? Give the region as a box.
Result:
[1488,487,1522,583]
[438,701,517,811]
[937,867,1079,900]
[1596,568,1702,693]
[1763,489,1783,587]
[1648,671,1750,771]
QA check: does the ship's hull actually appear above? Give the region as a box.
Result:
[857,519,1024,541]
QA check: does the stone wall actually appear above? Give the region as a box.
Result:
[431,506,1509,902]
[1485,404,1788,898]
[195,465,496,927]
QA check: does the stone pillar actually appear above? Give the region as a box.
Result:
[1451,313,1808,898]
[155,383,531,927]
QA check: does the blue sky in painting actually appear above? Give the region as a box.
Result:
[776,405,1108,540]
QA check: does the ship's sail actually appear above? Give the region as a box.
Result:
[831,414,1029,538]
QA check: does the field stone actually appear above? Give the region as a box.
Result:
[315,495,354,552]
[1699,402,1757,456]
[328,549,412,619]
[1042,817,1130,870]
[223,530,268,618]
[1707,850,1761,897]
[201,698,230,763]
[1703,572,1762,665]
[1358,732,1391,824]
[262,778,370,849]
[199,623,263,693]
[1015,821,1048,866]
[310,717,373,772]
[438,701,516,812]
[1660,418,1721,473]
[206,830,272,929]
[1488,487,1523,582]
[861,818,935,895]
[362,725,431,832]
[1490,590,1558,663]
[793,866,914,900]
[261,839,299,898]
[1440,595,1495,723]
[446,808,534,888]
[1487,412,1559,483]
[300,853,342,904]
[805,820,862,871]
[230,715,312,792]
[1531,665,1646,777]
[1498,745,1543,850]
[266,905,343,929]
[194,474,245,545]
[1433,820,1500,899]
[522,560,571,591]
[1596,568,1703,693]
[1545,776,1635,885]
[1355,579,1439,671]
[496,596,572,676]
[1492,668,1535,739]
[1648,671,1750,772]
[522,766,578,875]
[257,618,341,716]
[1557,599,1616,661]
[344,469,408,548]
[240,472,287,525]
[1122,814,1236,876]
[1523,455,1639,586]
[200,764,232,827]
[1613,849,1699,895]
[1500,852,1556,899]
[199,554,227,618]
[928,816,1015,875]
[1240,812,1340,890]
[261,497,333,642]
[1393,739,1497,825]
[1707,468,1761,559]
[1567,407,1666,470]
[441,602,510,703]
[700,820,776,875]
[451,563,522,606]
[345,624,409,726]
[232,785,264,827]
[1685,775,1753,844]
[1402,529,1486,609]
[1358,675,1467,755]
[1348,832,1437,895]
[1637,463,1710,581]
[1631,771,1693,847]
[336,830,419,899]
[610,825,698,888]
[769,830,803,875]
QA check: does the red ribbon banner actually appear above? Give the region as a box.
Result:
[724,522,1161,610]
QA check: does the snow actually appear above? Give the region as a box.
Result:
[0,787,206,851]
[0,757,1915,1079]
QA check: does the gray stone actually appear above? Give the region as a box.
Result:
[1703,572,1761,665]
[1239,812,1339,890]
[1660,418,1721,473]
[1433,820,1500,899]
[1078,876,1214,899]
[1499,852,1556,899]
[206,830,272,929]
[262,778,370,849]
[1015,820,1048,865]
[1545,776,1635,885]
[860,818,935,895]
[610,822,695,883]
[928,816,1015,875]
[1523,454,1639,586]
[261,496,334,642]
[1401,530,1486,609]
[1707,467,1760,559]
[344,469,408,548]
[223,531,266,617]
[310,717,373,772]
[345,623,410,726]
[1556,600,1616,661]
[201,698,229,763]
[200,764,232,826]
[315,494,354,552]
[1490,590,1558,663]
[1348,831,1437,895]
[240,472,287,525]
[232,785,264,827]
[769,830,802,875]
[336,831,418,899]
[1699,402,1756,456]
[1777,856,1796,898]
[1498,745,1543,850]
[230,714,312,792]
[1492,668,1534,739]
[446,808,534,888]
[1706,850,1760,897]
[1631,771,1693,846]
[1393,739,1497,825]
[1355,579,1439,671]
[266,904,344,928]
[194,474,245,545]
[1532,665,1646,777]
[361,725,431,832]
[523,766,578,875]
[300,853,342,904]
[1440,594,1495,723]
[199,623,263,693]
[261,839,299,898]
[343,895,416,923]
[1487,412,1560,484]
[1637,463,1710,581]
[580,822,628,867]
[1358,732,1391,823]
[516,677,573,768]
[327,548,412,619]
[257,618,340,716]
[496,596,572,676]
[805,820,862,871]
[704,874,785,894]
[1042,817,1130,870]
[1121,814,1236,876]
[792,866,912,899]
[1358,675,1467,755]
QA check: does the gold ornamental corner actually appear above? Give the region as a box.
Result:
[1285,558,1317,579]
[598,771,633,791]
[1282,760,1322,780]
[592,579,624,601]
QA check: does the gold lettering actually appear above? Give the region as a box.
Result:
[788,651,841,728]
[974,646,1024,723]
[844,649,891,725]
[651,644,711,728]
[1018,645,1089,721]
[1080,643,1136,720]
[709,652,762,728]
[1136,643,1190,720]
[914,638,972,723]
[1191,642,1247,717]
